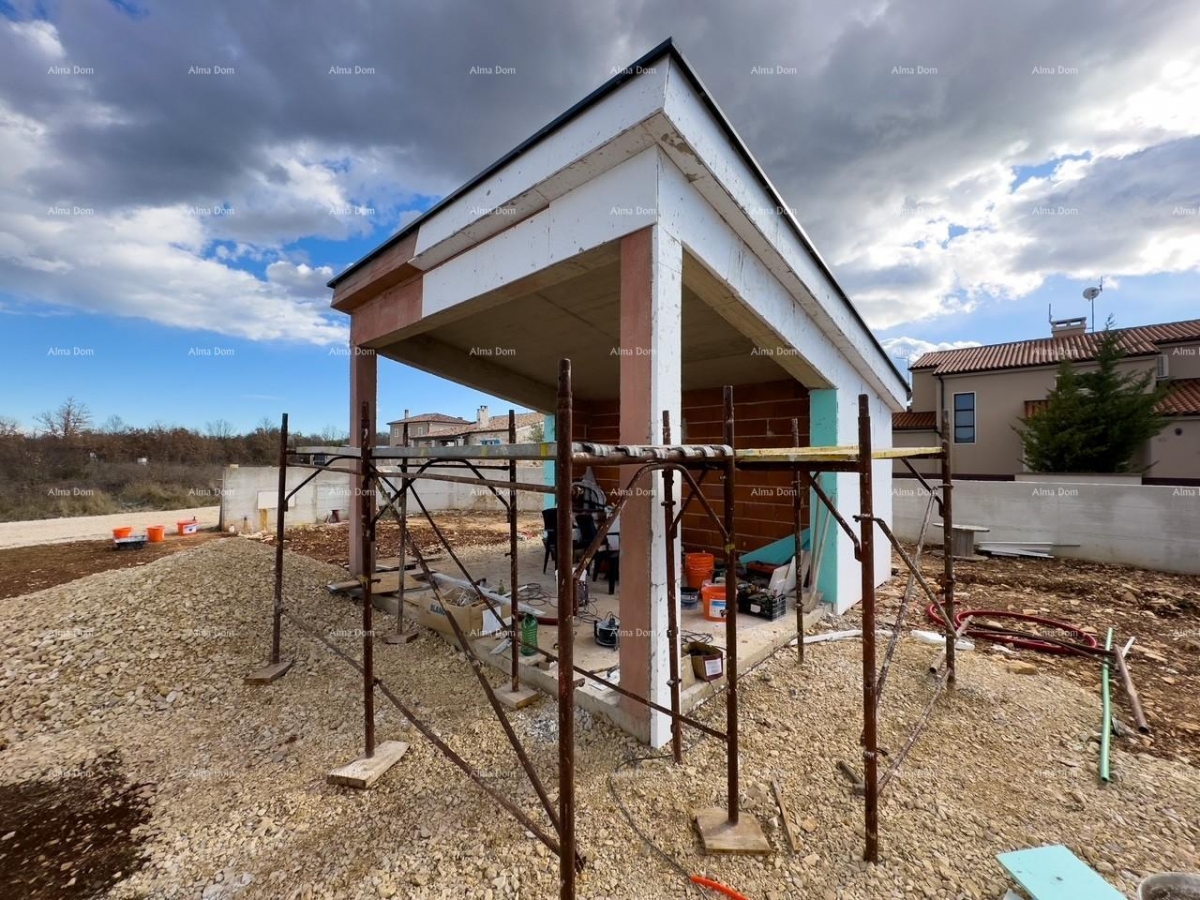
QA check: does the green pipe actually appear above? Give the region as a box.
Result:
[1100,627,1114,783]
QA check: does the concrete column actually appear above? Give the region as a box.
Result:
[349,345,377,577]
[618,225,682,747]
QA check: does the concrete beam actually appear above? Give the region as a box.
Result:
[385,334,558,414]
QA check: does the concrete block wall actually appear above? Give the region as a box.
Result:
[892,477,1200,575]
[219,462,545,532]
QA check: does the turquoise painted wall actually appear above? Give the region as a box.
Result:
[808,389,839,606]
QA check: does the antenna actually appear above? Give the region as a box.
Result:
[1082,278,1104,331]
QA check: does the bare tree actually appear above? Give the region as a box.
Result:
[319,424,348,444]
[35,397,92,438]
[205,419,235,440]
[101,414,128,434]
[0,415,20,437]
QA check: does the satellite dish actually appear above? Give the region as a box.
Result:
[1083,286,1101,301]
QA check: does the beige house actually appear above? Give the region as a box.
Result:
[893,318,1200,481]
[388,406,544,448]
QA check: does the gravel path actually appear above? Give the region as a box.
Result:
[0,507,219,549]
[1,539,1197,899]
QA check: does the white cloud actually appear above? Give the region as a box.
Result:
[881,336,980,363]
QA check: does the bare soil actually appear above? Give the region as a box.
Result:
[0,532,226,601]
[267,512,545,569]
[0,753,153,899]
[875,547,1200,764]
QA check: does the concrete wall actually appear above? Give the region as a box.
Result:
[892,478,1200,575]
[1149,417,1200,479]
[219,463,545,532]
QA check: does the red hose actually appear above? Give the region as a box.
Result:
[690,875,751,900]
[927,605,1099,654]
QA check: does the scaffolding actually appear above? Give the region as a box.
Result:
[246,358,957,899]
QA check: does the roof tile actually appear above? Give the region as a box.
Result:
[911,319,1200,375]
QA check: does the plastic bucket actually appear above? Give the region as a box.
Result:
[701,583,727,622]
[684,552,715,589]
[146,525,165,543]
[112,526,132,539]
[680,587,701,610]
[177,520,199,536]
[1139,873,1200,900]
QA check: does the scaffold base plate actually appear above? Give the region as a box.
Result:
[693,808,772,855]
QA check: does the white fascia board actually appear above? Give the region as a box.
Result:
[657,152,853,396]
[658,59,907,409]
[411,66,669,268]
[422,147,660,318]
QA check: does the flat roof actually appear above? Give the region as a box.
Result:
[326,38,908,390]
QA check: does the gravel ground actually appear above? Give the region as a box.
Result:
[0,507,220,550]
[1,538,1198,899]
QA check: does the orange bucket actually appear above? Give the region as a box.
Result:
[684,552,715,589]
[146,525,165,543]
[177,520,199,536]
[701,583,727,622]
[112,526,132,539]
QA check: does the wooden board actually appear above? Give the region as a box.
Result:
[693,808,772,855]
[327,571,425,595]
[327,740,408,789]
[772,781,800,854]
[997,845,1124,900]
[496,686,540,710]
[244,659,293,684]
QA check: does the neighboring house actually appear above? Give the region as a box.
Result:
[893,317,1200,481]
[388,406,545,447]
[387,411,472,447]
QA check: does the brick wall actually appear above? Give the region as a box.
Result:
[574,380,810,558]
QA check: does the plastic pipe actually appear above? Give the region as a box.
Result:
[690,875,751,900]
[1100,627,1114,783]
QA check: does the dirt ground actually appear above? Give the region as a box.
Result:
[0,529,1197,899]
[873,548,1200,765]
[264,512,545,569]
[0,532,226,601]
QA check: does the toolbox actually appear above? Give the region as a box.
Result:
[736,587,787,621]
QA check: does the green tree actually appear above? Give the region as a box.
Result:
[1016,322,1170,473]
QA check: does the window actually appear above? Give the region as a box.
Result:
[952,392,976,443]
[480,437,502,446]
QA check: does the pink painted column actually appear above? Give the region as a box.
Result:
[618,226,682,746]
[349,344,377,576]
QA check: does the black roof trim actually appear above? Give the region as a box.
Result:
[327,38,908,392]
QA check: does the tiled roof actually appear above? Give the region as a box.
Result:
[386,412,472,426]
[1158,378,1200,416]
[893,410,938,431]
[911,319,1200,375]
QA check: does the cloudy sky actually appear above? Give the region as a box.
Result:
[2,0,1198,432]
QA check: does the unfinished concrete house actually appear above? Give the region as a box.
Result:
[326,39,909,749]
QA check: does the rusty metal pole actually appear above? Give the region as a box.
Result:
[663,411,683,764]
[271,413,288,665]
[509,410,521,692]
[394,422,410,640]
[791,417,804,666]
[359,402,376,758]
[556,360,577,900]
[723,385,740,824]
[940,408,956,686]
[858,394,879,862]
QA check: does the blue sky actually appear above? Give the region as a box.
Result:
[1,0,1198,431]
